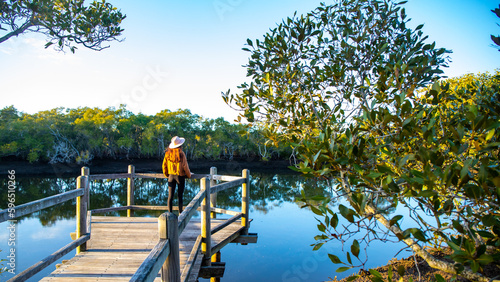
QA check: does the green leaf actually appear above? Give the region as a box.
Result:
[351,239,360,258]
[434,274,446,282]
[447,241,461,251]
[471,260,480,272]
[416,190,437,198]
[339,204,356,223]
[330,214,339,229]
[377,164,393,174]
[312,242,324,251]
[397,265,405,276]
[390,215,403,226]
[477,254,494,265]
[346,251,352,264]
[336,266,353,273]
[328,253,342,264]
[346,275,360,282]
[310,206,323,216]
[366,172,384,179]
[369,269,383,278]
[486,129,496,141]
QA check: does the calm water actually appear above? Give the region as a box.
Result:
[0,171,411,282]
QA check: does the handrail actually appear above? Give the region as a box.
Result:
[210,212,243,235]
[130,239,171,282]
[178,188,206,234]
[210,178,246,194]
[132,170,251,281]
[180,235,202,281]
[6,165,250,282]
[90,172,209,181]
[7,234,90,282]
[0,188,84,223]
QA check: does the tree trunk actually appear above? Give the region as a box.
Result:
[339,172,497,282]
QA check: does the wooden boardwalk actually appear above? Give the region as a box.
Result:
[40,216,249,281]
[2,166,255,282]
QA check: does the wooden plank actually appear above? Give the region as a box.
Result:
[89,173,131,180]
[178,189,205,234]
[180,235,202,282]
[134,173,208,180]
[210,213,242,235]
[210,179,245,194]
[8,235,90,282]
[0,189,84,222]
[231,233,258,244]
[216,175,245,182]
[210,207,240,216]
[130,239,170,282]
[41,215,251,281]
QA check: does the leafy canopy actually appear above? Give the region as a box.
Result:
[0,0,126,52]
[224,0,500,279]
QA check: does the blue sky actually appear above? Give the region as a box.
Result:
[1,0,499,122]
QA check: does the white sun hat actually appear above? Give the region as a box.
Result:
[169,136,185,149]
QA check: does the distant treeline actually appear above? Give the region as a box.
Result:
[0,106,291,164]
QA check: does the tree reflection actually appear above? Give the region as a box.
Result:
[0,172,333,226]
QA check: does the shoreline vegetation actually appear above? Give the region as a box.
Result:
[331,248,500,282]
[0,106,292,166]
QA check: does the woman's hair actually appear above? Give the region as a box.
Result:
[165,147,182,163]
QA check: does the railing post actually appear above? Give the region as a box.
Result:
[127,165,135,217]
[76,175,89,254]
[159,212,180,282]
[210,167,217,219]
[241,169,250,235]
[81,167,90,209]
[201,176,211,265]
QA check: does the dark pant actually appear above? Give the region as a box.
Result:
[168,175,186,214]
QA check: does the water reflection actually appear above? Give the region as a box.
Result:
[0,172,412,282]
[1,172,335,225]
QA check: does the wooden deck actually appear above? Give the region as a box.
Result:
[40,215,248,281]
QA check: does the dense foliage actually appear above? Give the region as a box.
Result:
[0,0,125,52]
[0,106,290,164]
[225,0,499,280]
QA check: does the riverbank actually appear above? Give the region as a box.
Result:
[329,248,500,282]
[0,158,296,177]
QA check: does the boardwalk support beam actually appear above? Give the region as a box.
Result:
[201,176,212,266]
[160,212,181,282]
[210,167,217,219]
[241,169,250,235]
[76,175,89,254]
[127,165,135,217]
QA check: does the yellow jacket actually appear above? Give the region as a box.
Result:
[162,149,191,178]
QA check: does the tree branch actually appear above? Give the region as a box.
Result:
[0,18,33,44]
[340,172,498,282]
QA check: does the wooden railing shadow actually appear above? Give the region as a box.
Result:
[0,165,253,282]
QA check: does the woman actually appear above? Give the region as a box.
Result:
[162,136,192,214]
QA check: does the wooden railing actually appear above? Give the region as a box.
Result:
[1,165,250,282]
[126,166,251,282]
[1,169,91,282]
